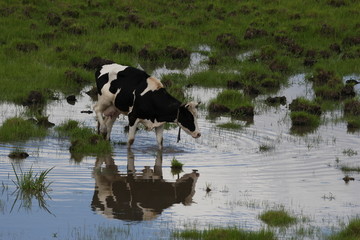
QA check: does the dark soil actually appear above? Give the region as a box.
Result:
[275,35,303,56]
[289,99,322,115]
[227,80,243,89]
[244,27,268,40]
[8,151,29,159]
[111,42,134,54]
[208,103,231,113]
[265,96,286,105]
[138,46,159,60]
[309,68,341,85]
[216,33,240,49]
[83,57,114,70]
[344,99,360,115]
[164,46,190,60]
[15,42,39,52]
[231,106,254,117]
[22,91,45,106]
[65,70,87,84]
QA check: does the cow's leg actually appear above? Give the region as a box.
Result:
[103,112,120,140]
[155,125,164,150]
[127,119,139,148]
[93,101,112,137]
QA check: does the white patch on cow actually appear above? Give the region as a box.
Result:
[99,63,128,81]
[184,101,199,118]
[139,119,165,131]
[140,77,163,96]
[176,101,201,138]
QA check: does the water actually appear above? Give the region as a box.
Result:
[0,67,360,239]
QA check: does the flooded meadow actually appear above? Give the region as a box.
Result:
[1,64,359,239]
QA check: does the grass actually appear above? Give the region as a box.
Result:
[342,148,358,157]
[340,165,360,173]
[208,89,254,117]
[0,117,48,142]
[289,97,322,115]
[329,218,360,240]
[171,157,184,169]
[172,227,276,240]
[259,209,297,227]
[259,144,275,152]
[56,120,112,158]
[1,0,360,105]
[11,163,53,195]
[290,111,321,127]
[11,163,54,213]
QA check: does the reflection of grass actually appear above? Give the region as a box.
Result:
[259,209,297,227]
[0,117,47,142]
[217,122,243,130]
[340,165,360,173]
[259,144,275,152]
[329,218,360,240]
[342,148,358,156]
[172,227,275,240]
[12,164,53,194]
[11,164,54,214]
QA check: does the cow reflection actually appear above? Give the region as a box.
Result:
[91,150,199,221]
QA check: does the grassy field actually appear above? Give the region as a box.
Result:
[1,0,360,104]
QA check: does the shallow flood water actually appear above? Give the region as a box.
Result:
[1,72,360,240]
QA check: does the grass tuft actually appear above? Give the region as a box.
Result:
[171,157,184,169]
[172,227,276,240]
[330,218,360,240]
[0,117,48,142]
[12,163,53,195]
[259,209,297,227]
[209,90,254,117]
[56,120,112,158]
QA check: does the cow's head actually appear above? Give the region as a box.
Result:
[177,102,201,138]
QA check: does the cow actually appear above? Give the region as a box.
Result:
[93,63,201,149]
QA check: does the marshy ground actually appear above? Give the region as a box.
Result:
[1,0,360,239]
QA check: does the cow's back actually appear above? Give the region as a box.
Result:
[96,64,150,113]
[114,67,150,112]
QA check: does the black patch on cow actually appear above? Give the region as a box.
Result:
[112,67,150,112]
[95,69,109,95]
[177,105,196,132]
[129,88,181,126]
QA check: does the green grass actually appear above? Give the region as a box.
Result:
[329,218,360,240]
[259,209,297,227]
[289,97,322,115]
[209,89,254,116]
[0,117,48,142]
[12,163,53,195]
[340,165,360,173]
[1,0,360,104]
[172,227,275,240]
[56,120,112,157]
[171,157,184,169]
[290,111,321,127]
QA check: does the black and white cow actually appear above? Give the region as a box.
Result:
[93,63,201,149]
